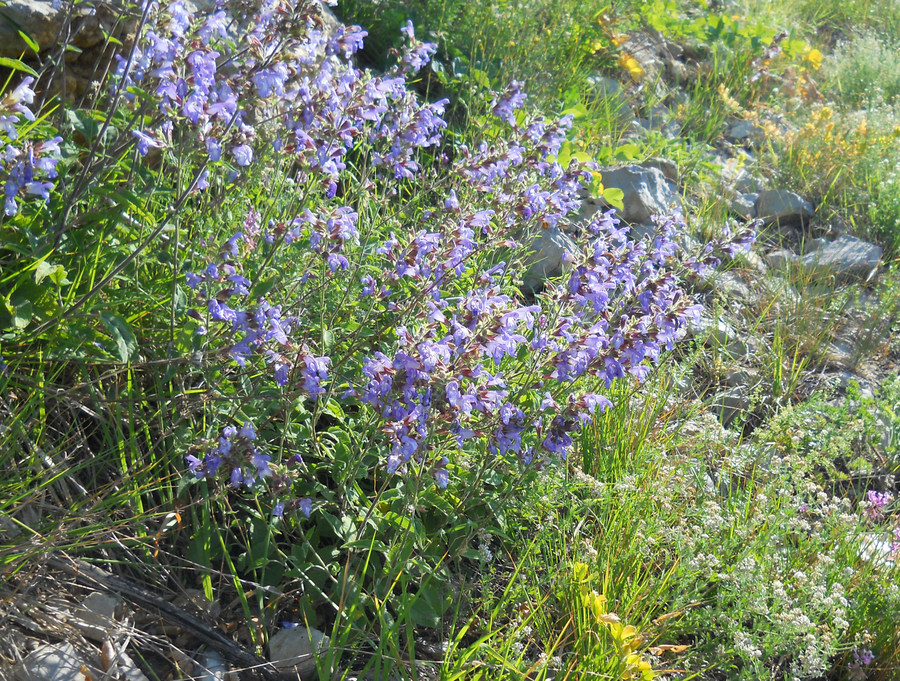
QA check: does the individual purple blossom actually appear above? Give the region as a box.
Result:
[231,144,253,167]
[301,354,330,397]
[491,81,527,126]
[132,129,163,156]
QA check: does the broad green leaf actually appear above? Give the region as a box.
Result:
[615,143,641,161]
[561,103,590,120]
[34,260,54,285]
[602,186,625,211]
[48,265,68,286]
[0,58,38,77]
[407,585,450,628]
[8,297,33,329]
[100,312,138,362]
[66,109,119,147]
[572,151,594,164]
[173,284,187,315]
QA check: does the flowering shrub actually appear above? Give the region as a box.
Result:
[0,0,753,514]
[158,0,753,513]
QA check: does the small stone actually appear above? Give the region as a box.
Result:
[729,192,757,220]
[830,372,876,400]
[741,250,768,275]
[755,189,814,226]
[70,592,121,641]
[859,533,896,569]
[269,626,329,679]
[725,368,757,388]
[713,271,756,306]
[800,235,882,283]
[713,387,751,426]
[765,248,798,269]
[196,650,227,681]
[719,154,762,194]
[14,642,99,681]
[725,119,766,148]
[114,652,151,681]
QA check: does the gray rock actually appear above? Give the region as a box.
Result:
[800,237,829,255]
[741,249,768,275]
[269,626,329,679]
[641,157,678,183]
[725,368,757,388]
[765,248,799,269]
[0,1,81,55]
[113,651,151,681]
[196,650,228,681]
[725,119,766,148]
[719,155,762,194]
[729,192,757,220]
[714,271,756,306]
[522,227,577,291]
[831,372,876,400]
[599,165,679,223]
[800,235,882,283]
[70,591,121,641]
[859,533,896,569]
[14,642,99,681]
[687,315,748,358]
[712,387,750,426]
[755,189,814,226]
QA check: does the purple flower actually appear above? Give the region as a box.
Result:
[231,144,253,167]
[206,137,222,161]
[301,354,331,397]
[132,129,162,155]
[491,81,527,126]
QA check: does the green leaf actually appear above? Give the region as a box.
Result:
[173,284,187,315]
[561,103,590,120]
[48,265,68,286]
[17,30,39,54]
[100,312,138,362]
[34,261,54,285]
[407,585,450,628]
[66,109,119,147]
[556,141,573,169]
[470,67,491,89]
[602,187,625,211]
[614,143,641,161]
[0,58,38,77]
[35,261,68,286]
[8,297,32,330]
[572,151,594,164]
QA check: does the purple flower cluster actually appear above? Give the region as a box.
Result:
[847,647,875,681]
[186,421,272,488]
[864,489,892,522]
[185,224,302,386]
[0,77,63,216]
[171,5,756,508]
[187,419,311,515]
